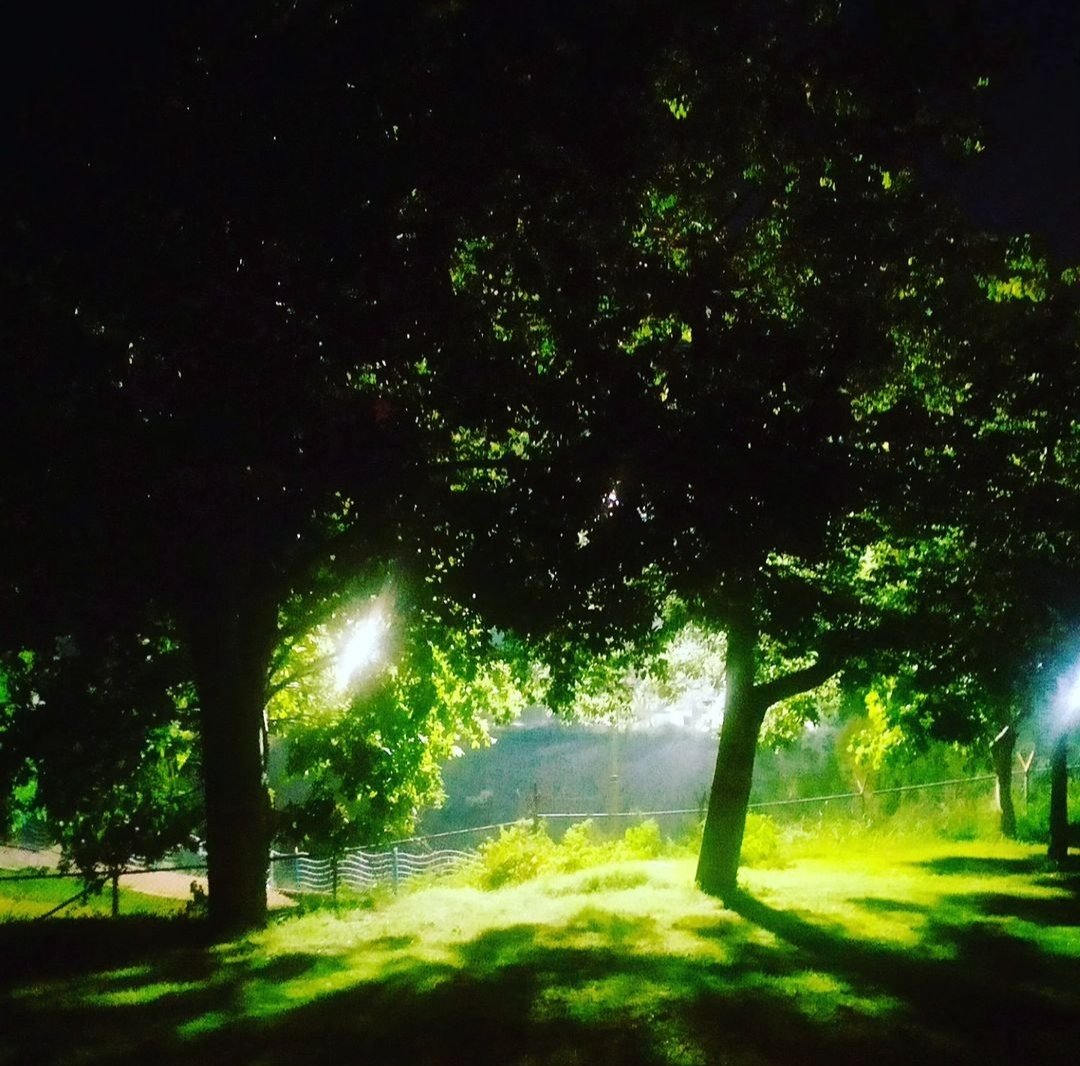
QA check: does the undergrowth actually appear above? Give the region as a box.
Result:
[464,813,788,890]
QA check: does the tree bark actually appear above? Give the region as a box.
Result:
[696,606,764,899]
[990,724,1017,839]
[188,597,276,936]
[1048,732,1070,864]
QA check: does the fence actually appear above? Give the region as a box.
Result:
[3,762,1075,916]
[269,846,478,898]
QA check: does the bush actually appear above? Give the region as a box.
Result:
[468,818,682,890]
[739,813,785,868]
[621,819,665,860]
[556,820,608,872]
[473,823,557,888]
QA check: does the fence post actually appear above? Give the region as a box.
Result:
[855,778,867,820]
[392,847,401,894]
[1019,749,1036,812]
[331,855,339,905]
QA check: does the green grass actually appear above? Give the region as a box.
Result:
[0,869,186,920]
[0,836,1078,1065]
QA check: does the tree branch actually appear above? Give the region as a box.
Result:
[755,654,844,709]
[265,653,335,701]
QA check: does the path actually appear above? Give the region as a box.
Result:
[0,846,295,908]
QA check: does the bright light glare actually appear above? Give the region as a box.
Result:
[1052,659,1080,733]
[334,608,387,692]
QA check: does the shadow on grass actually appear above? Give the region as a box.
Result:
[917,855,1048,877]
[727,885,1080,1064]
[972,892,1080,926]
[0,917,214,991]
[3,860,1080,1066]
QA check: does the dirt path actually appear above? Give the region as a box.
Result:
[0,845,295,908]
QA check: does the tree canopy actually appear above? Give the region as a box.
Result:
[3,0,1078,926]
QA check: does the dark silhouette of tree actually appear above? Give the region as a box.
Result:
[444,1,1034,896]
[0,1,673,932]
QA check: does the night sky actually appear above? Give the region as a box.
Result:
[961,0,1080,260]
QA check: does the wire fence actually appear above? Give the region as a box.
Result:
[3,761,1075,916]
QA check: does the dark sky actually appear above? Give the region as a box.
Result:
[961,1,1080,260]
[3,2,1078,259]
[825,0,1080,260]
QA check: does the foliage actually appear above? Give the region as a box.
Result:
[54,722,200,881]
[567,618,726,729]
[471,823,558,890]
[471,817,723,890]
[847,687,909,776]
[268,599,541,854]
[621,819,666,860]
[0,633,201,883]
[738,813,786,869]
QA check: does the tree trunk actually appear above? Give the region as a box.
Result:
[189,598,276,936]
[1048,732,1070,864]
[696,607,764,899]
[990,724,1017,839]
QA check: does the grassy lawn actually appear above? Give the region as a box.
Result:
[1,836,1077,1065]
[0,870,187,920]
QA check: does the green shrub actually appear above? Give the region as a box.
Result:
[473,823,557,888]
[621,819,665,860]
[739,813,785,868]
[556,820,607,872]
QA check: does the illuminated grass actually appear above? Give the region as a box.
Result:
[0,869,185,920]
[0,838,1077,1065]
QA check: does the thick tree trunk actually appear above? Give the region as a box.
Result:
[189,598,276,936]
[990,724,1017,839]
[696,607,764,899]
[1048,732,1070,864]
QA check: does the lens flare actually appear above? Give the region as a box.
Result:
[334,608,387,691]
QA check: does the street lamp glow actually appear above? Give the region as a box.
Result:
[1053,660,1080,734]
[334,607,387,691]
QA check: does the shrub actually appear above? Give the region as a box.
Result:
[621,819,665,860]
[739,813,785,868]
[473,823,557,888]
[556,820,608,872]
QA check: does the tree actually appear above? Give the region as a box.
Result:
[442,0,1024,897]
[1,1,672,931]
[1,4,469,931]
[0,631,201,913]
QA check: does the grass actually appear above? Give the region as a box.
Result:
[0,835,1078,1065]
[0,869,186,920]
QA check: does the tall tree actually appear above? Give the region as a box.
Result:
[0,1,670,931]
[445,0,1017,896]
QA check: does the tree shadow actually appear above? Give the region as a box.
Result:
[4,865,1080,1066]
[916,855,1048,877]
[727,887,1080,1064]
[0,917,213,991]
[969,892,1080,926]
[845,896,930,916]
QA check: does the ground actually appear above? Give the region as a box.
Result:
[0,836,1077,1065]
[0,846,294,910]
